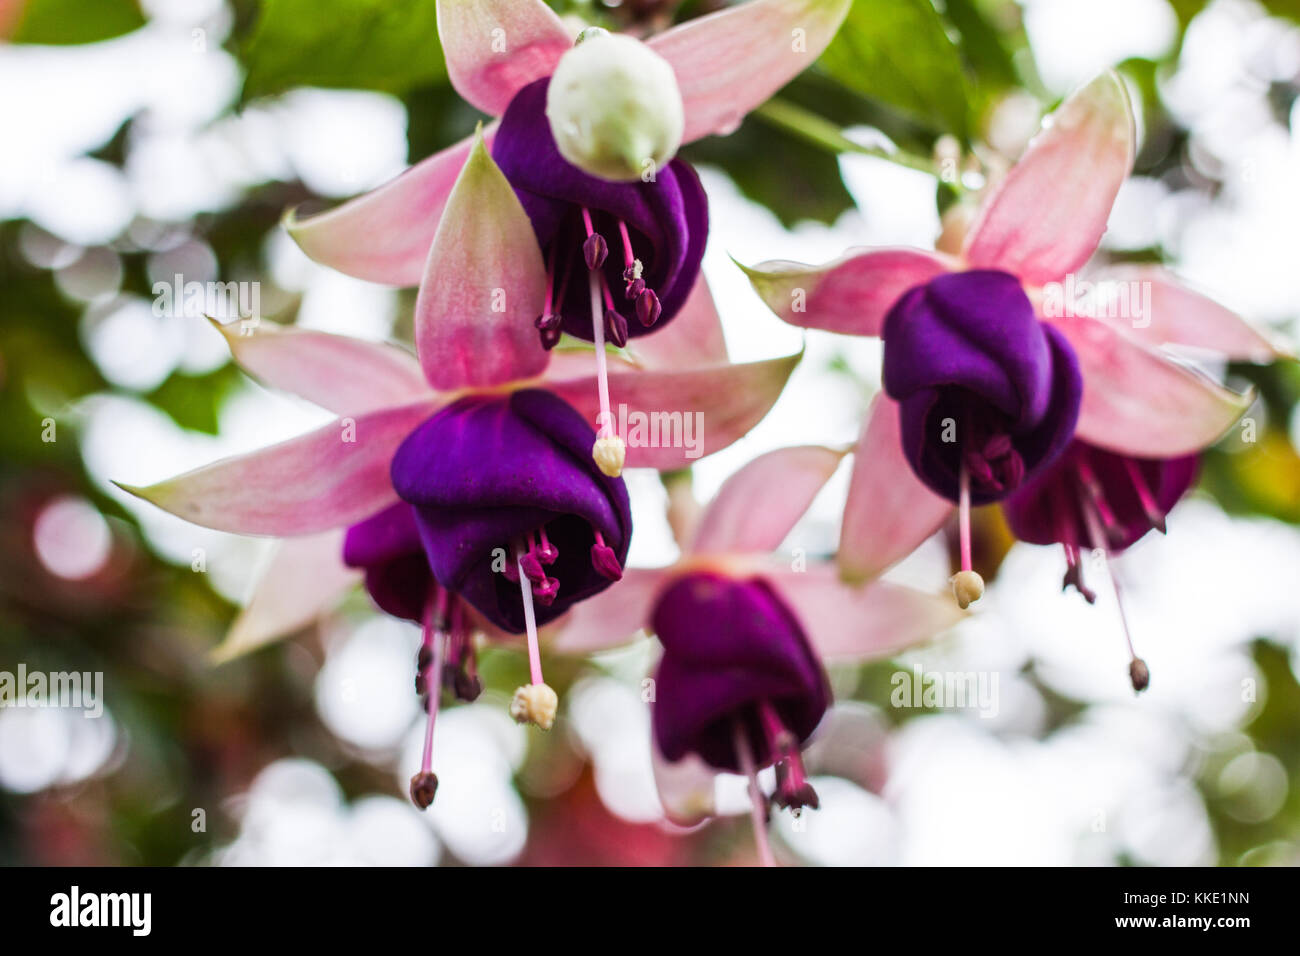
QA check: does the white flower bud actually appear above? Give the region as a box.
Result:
[546,32,684,182]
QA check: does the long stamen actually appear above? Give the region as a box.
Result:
[1123,457,1166,533]
[543,241,557,315]
[409,589,447,810]
[1079,493,1149,692]
[732,717,776,868]
[509,543,559,730]
[589,270,626,478]
[959,460,973,572]
[950,458,984,609]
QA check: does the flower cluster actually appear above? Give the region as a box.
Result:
[121,0,1292,865]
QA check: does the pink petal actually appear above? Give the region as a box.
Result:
[691,445,846,555]
[964,71,1135,285]
[649,0,852,143]
[627,276,729,369]
[652,742,718,827]
[212,530,360,664]
[214,319,430,415]
[544,352,801,470]
[116,401,438,536]
[1048,313,1253,456]
[437,0,573,116]
[740,248,953,336]
[766,564,963,661]
[550,567,669,653]
[286,126,493,287]
[1092,266,1292,362]
[415,133,549,390]
[838,395,952,583]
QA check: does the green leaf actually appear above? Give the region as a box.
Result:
[240,0,446,101]
[681,113,855,228]
[818,0,973,139]
[11,0,144,45]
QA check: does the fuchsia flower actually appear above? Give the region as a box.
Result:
[743,70,1291,685]
[287,0,850,473]
[117,134,797,806]
[1001,440,1199,689]
[557,445,962,864]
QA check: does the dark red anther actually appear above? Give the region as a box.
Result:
[604,309,628,348]
[519,550,545,583]
[409,771,438,810]
[539,325,562,350]
[591,541,623,581]
[535,312,561,332]
[533,576,560,607]
[583,233,608,270]
[635,288,661,327]
[535,529,559,565]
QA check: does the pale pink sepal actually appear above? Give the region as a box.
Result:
[649,0,852,143]
[436,0,573,116]
[1094,265,1292,362]
[740,248,952,336]
[545,351,802,470]
[211,530,360,664]
[285,126,494,288]
[838,394,952,584]
[691,445,847,555]
[415,132,549,390]
[1050,314,1253,457]
[115,401,438,536]
[964,71,1135,285]
[652,743,718,827]
[766,565,964,661]
[628,276,729,369]
[549,567,669,654]
[213,319,431,416]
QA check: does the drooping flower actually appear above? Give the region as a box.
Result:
[742,71,1283,613]
[1001,440,1199,689]
[117,136,797,807]
[287,0,851,475]
[556,445,963,864]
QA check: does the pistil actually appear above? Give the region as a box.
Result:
[588,270,626,478]
[509,543,559,730]
[732,717,776,868]
[1078,487,1149,693]
[410,588,448,810]
[950,458,984,609]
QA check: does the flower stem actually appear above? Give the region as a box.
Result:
[753,98,938,176]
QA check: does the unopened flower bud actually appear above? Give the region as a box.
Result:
[592,434,625,477]
[950,569,984,609]
[546,33,685,182]
[511,682,559,730]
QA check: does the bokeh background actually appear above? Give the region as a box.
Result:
[2,0,1299,866]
